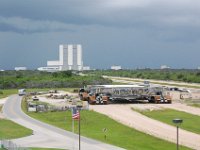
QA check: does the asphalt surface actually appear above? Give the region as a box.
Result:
[3,95,125,150]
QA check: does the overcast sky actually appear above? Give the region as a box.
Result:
[0,0,200,70]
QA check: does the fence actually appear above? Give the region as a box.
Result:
[0,140,30,150]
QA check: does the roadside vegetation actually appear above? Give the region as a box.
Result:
[0,89,17,99]
[86,69,200,83]
[188,103,200,108]
[132,108,200,134]
[0,119,32,139]
[0,101,32,139]
[0,70,111,89]
[182,99,200,108]
[22,99,190,150]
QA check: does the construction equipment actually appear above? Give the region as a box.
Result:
[79,85,172,104]
[79,88,109,104]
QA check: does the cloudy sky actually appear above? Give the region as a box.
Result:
[0,0,200,70]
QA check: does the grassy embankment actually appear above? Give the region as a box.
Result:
[188,103,200,108]
[0,104,32,139]
[0,119,32,139]
[132,108,200,134]
[0,89,17,99]
[22,99,190,150]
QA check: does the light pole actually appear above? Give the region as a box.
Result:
[77,100,83,150]
[172,118,183,150]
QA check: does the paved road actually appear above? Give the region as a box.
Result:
[3,95,124,150]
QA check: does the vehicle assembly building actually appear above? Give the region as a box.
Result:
[47,44,83,71]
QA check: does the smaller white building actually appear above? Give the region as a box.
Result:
[111,65,122,70]
[15,67,27,71]
[160,65,170,69]
[37,67,60,72]
[198,67,200,70]
[83,66,90,71]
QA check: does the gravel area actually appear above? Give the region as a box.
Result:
[90,104,200,150]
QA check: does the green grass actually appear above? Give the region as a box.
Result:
[22,100,190,150]
[0,89,18,99]
[133,108,200,134]
[0,102,32,139]
[188,103,200,108]
[0,119,32,139]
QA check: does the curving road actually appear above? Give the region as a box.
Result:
[3,95,124,150]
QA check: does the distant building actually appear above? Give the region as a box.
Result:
[198,67,200,70]
[111,65,122,70]
[160,65,170,70]
[37,67,59,72]
[47,44,83,71]
[15,67,27,71]
[83,66,90,71]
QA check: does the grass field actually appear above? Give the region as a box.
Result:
[133,108,200,134]
[0,119,32,139]
[0,89,18,99]
[22,99,190,150]
[189,103,200,108]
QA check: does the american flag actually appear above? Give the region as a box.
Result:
[71,107,80,120]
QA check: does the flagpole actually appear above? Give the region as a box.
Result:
[71,107,75,150]
[72,117,74,150]
[78,108,81,150]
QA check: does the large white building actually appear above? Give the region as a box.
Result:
[47,44,83,71]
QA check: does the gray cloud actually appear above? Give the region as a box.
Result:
[1,0,200,32]
[0,16,79,33]
[0,0,200,69]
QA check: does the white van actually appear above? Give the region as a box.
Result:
[18,89,26,96]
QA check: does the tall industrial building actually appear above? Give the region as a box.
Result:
[47,44,83,71]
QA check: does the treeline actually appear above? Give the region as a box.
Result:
[0,70,112,89]
[86,69,200,83]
